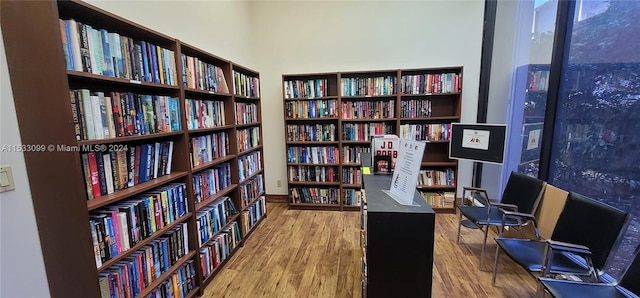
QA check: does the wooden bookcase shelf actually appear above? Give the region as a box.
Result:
[283,67,462,212]
[191,155,236,173]
[235,122,262,128]
[284,117,339,121]
[199,213,241,248]
[67,70,182,90]
[86,172,189,210]
[238,145,263,156]
[96,212,193,272]
[286,141,339,145]
[76,131,185,145]
[200,245,241,288]
[288,181,341,186]
[187,125,235,134]
[1,0,266,296]
[194,184,238,212]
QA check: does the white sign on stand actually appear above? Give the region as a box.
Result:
[382,139,426,206]
[462,129,490,150]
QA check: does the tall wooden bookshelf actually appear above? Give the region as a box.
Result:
[1,1,265,297]
[283,67,462,213]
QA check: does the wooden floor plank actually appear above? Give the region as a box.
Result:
[202,203,538,298]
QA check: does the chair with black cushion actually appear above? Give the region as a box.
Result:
[457,171,546,268]
[538,244,640,298]
[492,192,630,287]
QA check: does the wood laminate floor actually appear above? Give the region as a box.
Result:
[203,203,538,298]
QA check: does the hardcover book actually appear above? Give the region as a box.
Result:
[370,134,399,174]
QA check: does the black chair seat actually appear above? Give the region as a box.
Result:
[493,192,630,286]
[457,172,546,269]
[458,206,521,227]
[495,238,588,274]
[538,245,640,297]
[540,279,629,298]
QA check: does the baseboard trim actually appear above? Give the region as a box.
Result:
[266,194,288,203]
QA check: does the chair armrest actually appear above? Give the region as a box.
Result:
[461,187,489,206]
[463,186,487,192]
[547,240,592,256]
[497,210,541,239]
[540,240,595,278]
[501,210,535,220]
[490,202,518,211]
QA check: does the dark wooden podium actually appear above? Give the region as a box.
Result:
[360,154,435,298]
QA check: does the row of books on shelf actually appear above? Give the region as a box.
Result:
[81,141,174,200]
[238,152,262,181]
[341,100,395,120]
[287,146,339,164]
[98,231,192,298]
[193,163,232,204]
[145,262,197,298]
[70,89,181,141]
[89,183,189,266]
[343,147,371,164]
[284,99,338,119]
[235,102,259,125]
[240,174,264,208]
[343,189,363,206]
[283,79,330,99]
[290,187,339,204]
[528,70,550,92]
[232,70,260,98]
[342,167,362,185]
[418,191,455,208]
[59,19,178,85]
[200,222,242,279]
[181,55,229,93]
[288,165,339,183]
[189,132,230,168]
[398,123,452,142]
[286,123,337,142]
[185,99,226,130]
[237,127,260,152]
[342,123,394,142]
[196,197,238,247]
[418,169,455,186]
[341,76,397,97]
[399,99,432,118]
[400,73,461,95]
[240,196,266,235]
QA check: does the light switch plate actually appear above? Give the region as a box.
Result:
[0,166,16,192]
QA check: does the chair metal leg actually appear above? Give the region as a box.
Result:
[456,210,463,244]
[492,244,501,286]
[480,224,490,270]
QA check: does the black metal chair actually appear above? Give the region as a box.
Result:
[538,245,640,298]
[457,171,546,268]
[492,192,630,287]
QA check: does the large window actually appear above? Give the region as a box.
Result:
[514,0,558,178]
[499,0,557,191]
[549,0,640,277]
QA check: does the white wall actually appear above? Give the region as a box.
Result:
[251,0,485,195]
[0,30,51,298]
[86,0,256,68]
